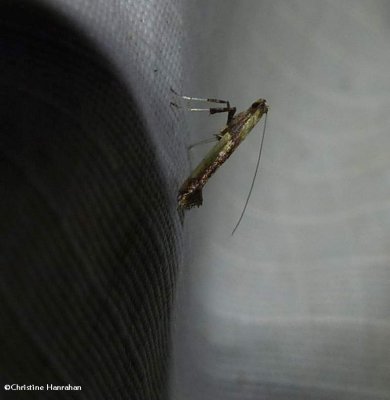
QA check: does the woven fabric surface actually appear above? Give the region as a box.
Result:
[0,1,185,399]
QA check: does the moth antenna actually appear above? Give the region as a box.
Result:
[231,112,268,235]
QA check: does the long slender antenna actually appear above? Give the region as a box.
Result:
[231,112,268,235]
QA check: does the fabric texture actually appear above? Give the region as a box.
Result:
[0,1,185,399]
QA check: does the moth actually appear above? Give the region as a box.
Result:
[173,90,269,233]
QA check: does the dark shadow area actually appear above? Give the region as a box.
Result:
[0,2,177,399]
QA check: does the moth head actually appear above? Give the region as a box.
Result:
[250,99,269,113]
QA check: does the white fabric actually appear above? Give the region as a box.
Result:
[172,1,390,399]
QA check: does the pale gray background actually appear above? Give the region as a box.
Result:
[172,1,390,399]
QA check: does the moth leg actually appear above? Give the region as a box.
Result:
[188,136,219,150]
[210,106,236,124]
[180,106,236,124]
[170,88,236,123]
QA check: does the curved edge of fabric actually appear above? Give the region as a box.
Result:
[0,1,185,399]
